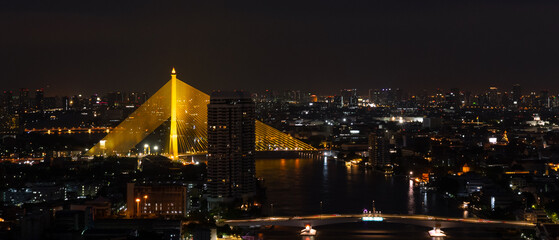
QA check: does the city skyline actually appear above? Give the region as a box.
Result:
[1,65,558,239]
[3,1,559,239]
[3,81,559,99]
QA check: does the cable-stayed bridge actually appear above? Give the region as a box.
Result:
[87,69,315,158]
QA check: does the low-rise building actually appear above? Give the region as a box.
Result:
[126,183,187,218]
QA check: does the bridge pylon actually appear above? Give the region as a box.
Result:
[169,68,179,159]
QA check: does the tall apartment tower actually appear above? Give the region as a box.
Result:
[368,131,390,167]
[207,91,256,205]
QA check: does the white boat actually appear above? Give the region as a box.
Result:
[428,227,446,237]
[300,225,317,236]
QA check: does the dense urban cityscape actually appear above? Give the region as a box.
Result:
[4,0,559,239]
[1,75,559,239]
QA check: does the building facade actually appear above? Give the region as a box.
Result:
[126,183,187,218]
[207,91,256,205]
[368,131,390,168]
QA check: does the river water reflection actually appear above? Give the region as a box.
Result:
[256,158,462,218]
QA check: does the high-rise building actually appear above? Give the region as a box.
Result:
[35,89,44,110]
[19,88,29,110]
[333,95,343,108]
[2,91,13,109]
[394,88,403,106]
[140,92,148,104]
[207,91,256,205]
[540,90,549,108]
[487,86,499,106]
[446,88,460,109]
[464,91,472,106]
[341,89,357,107]
[512,84,522,104]
[370,89,382,105]
[62,96,70,110]
[106,92,118,108]
[368,131,390,168]
[283,90,301,103]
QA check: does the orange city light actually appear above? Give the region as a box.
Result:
[143,195,148,199]
[135,198,140,203]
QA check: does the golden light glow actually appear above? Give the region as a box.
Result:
[135,198,140,203]
[255,120,315,151]
[143,195,148,199]
[170,69,179,158]
[86,70,315,157]
[462,163,470,173]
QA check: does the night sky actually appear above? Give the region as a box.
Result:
[2,0,559,96]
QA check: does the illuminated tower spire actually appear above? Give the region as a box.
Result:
[169,67,179,159]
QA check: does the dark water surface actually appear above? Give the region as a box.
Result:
[256,158,463,217]
[253,158,527,239]
[259,223,523,240]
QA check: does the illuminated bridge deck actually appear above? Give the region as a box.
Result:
[224,214,535,229]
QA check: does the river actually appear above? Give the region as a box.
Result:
[256,158,463,218]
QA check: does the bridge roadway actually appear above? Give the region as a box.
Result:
[224,214,535,229]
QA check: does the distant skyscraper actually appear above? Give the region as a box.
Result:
[464,91,472,106]
[207,91,256,205]
[368,131,390,168]
[341,89,357,107]
[370,89,382,105]
[540,90,549,108]
[447,88,460,109]
[35,89,44,110]
[140,92,148,104]
[394,88,403,106]
[333,95,343,108]
[2,91,13,109]
[19,88,29,110]
[62,96,70,110]
[106,92,118,108]
[512,84,522,104]
[487,86,499,106]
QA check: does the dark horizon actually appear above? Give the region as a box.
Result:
[3,0,559,96]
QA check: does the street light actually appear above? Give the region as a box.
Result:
[143,195,148,215]
[135,198,141,218]
[320,201,323,219]
[143,144,151,155]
